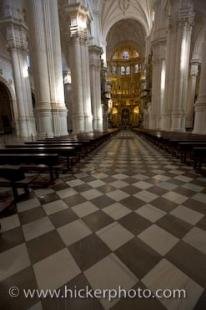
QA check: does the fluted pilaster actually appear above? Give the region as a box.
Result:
[185,62,199,129]
[1,2,36,137]
[28,0,67,137]
[89,45,103,131]
[66,4,93,133]
[193,39,206,134]
[171,5,194,131]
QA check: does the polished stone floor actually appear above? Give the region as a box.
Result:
[0,130,206,310]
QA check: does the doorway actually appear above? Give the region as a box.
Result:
[0,82,13,134]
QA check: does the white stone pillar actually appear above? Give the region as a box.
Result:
[193,40,206,134]
[150,42,165,129]
[171,9,194,131]
[66,4,93,133]
[161,19,176,130]
[69,36,84,133]
[47,0,68,136]
[89,45,103,131]
[185,62,199,129]
[82,40,93,132]
[28,0,67,137]
[6,24,36,137]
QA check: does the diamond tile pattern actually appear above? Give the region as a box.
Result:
[0,130,205,309]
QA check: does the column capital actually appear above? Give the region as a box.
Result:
[89,45,102,68]
[190,62,199,76]
[152,40,166,63]
[89,45,103,55]
[6,23,28,51]
[177,6,195,27]
[0,4,29,51]
[65,3,90,40]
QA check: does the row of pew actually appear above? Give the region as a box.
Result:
[133,128,206,173]
[0,130,119,205]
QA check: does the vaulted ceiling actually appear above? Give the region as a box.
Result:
[106,19,146,60]
[100,0,155,40]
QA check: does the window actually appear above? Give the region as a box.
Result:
[126,66,130,75]
[112,66,116,74]
[122,51,129,60]
[135,64,139,73]
[121,66,126,75]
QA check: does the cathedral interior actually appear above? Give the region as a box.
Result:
[0,1,206,309]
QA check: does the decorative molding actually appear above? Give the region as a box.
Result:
[119,0,130,15]
[6,24,28,51]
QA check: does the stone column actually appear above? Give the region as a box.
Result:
[150,41,165,129]
[5,23,36,137]
[47,0,68,136]
[171,8,194,131]
[63,71,73,132]
[66,4,93,133]
[185,62,199,129]
[193,39,206,134]
[89,45,103,131]
[101,66,109,131]
[28,0,67,137]
[161,18,177,130]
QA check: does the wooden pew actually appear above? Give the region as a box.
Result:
[0,166,36,201]
[0,153,59,182]
[0,146,76,168]
[177,142,206,163]
[133,128,206,173]
[192,147,206,171]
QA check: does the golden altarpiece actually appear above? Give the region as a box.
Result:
[107,44,143,128]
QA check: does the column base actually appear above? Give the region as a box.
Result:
[72,114,85,134]
[149,115,157,129]
[93,118,103,132]
[193,104,206,134]
[160,114,171,131]
[171,112,185,132]
[103,113,108,131]
[35,108,53,138]
[16,117,37,138]
[84,114,93,132]
[185,119,194,130]
[52,109,68,136]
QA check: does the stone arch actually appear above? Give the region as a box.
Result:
[0,77,15,134]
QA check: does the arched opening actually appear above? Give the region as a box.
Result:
[106,19,145,129]
[0,82,13,135]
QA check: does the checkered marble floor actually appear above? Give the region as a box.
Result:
[0,130,206,310]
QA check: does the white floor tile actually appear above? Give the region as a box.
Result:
[136,204,166,223]
[138,224,179,255]
[84,253,138,309]
[142,259,203,310]
[23,217,54,241]
[34,248,80,289]
[0,244,30,281]
[107,190,129,201]
[183,227,206,255]
[103,203,131,220]
[171,206,204,225]
[58,219,92,246]
[162,191,187,204]
[97,222,133,250]
[0,214,20,232]
[43,200,68,215]
[72,201,98,218]
[134,191,158,203]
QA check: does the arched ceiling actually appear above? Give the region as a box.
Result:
[106,19,146,60]
[100,0,155,41]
